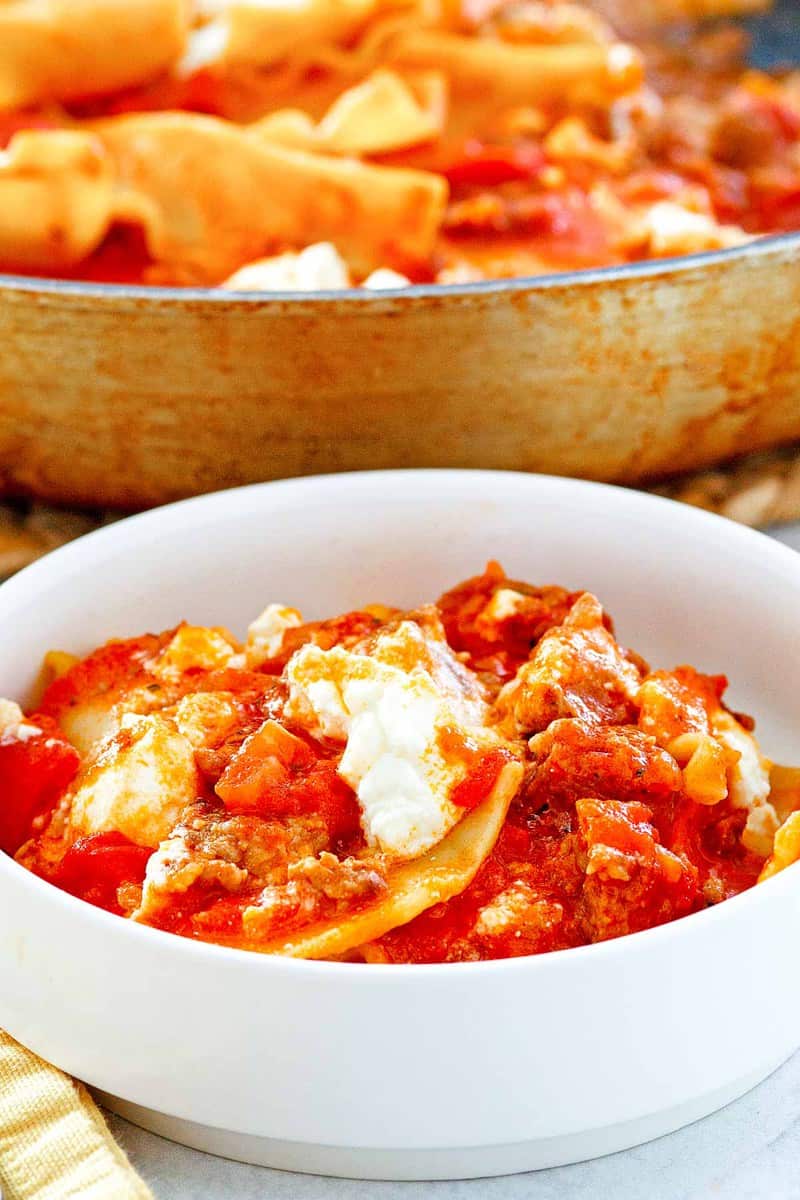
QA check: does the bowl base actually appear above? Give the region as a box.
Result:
[96,1053,788,1181]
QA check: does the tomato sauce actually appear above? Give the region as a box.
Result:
[2,565,781,961]
[0,716,80,855]
[2,15,799,287]
[217,720,362,841]
[51,832,151,915]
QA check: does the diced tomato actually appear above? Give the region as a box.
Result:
[216,720,361,840]
[578,798,662,861]
[450,747,512,810]
[751,177,800,233]
[216,721,315,811]
[0,717,80,856]
[295,760,361,842]
[190,891,251,937]
[443,140,546,188]
[55,832,151,914]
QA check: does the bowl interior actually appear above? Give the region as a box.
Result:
[1,471,799,762]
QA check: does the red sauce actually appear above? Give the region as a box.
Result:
[436,560,580,680]
[2,23,800,286]
[439,140,547,189]
[217,720,361,841]
[3,565,779,961]
[51,832,151,914]
[39,631,175,722]
[0,717,80,855]
[0,111,63,149]
[669,799,762,901]
[263,611,387,674]
[65,69,229,121]
[439,728,513,810]
[148,882,260,940]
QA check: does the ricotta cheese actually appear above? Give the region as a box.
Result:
[481,587,527,623]
[286,621,499,859]
[474,882,564,939]
[172,691,241,750]
[245,603,303,668]
[0,699,24,733]
[222,243,351,292]
[362,268,411,290]
[475,881,538,937]
[0,701,41,745]
[641,201,747,257]
[69,713,200,848]
[55,690,156,757]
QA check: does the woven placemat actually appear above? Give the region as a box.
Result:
[2,444,800,582]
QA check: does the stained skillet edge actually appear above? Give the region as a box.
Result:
[0,230,798,305]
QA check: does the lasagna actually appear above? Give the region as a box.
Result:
[2,563,797,962]
[0,0,796,288]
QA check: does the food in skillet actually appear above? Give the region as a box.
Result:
[2,563,797,962]
[0,0,797,288]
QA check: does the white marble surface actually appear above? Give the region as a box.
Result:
[105,521,800,1200]
[108,1052,800,1200]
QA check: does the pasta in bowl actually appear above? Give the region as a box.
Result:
[3,562,797,962]
[1,0,799,288]
[1,470,800,1176]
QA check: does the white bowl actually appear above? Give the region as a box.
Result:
[1,470,799,1181]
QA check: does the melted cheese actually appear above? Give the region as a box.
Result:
[245,603,304,666]
[54,685,164,758]
[640,201,748,256]
[362,268,411,289]
[152,625,238,681]
[171,691,241,751]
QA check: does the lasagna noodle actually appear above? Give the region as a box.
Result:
[759,811,800,883]
[385,29,644,105]
[94,111,448,278]
[0,0,189,111]
[0,130,115,269]
[254,69,446,155]
[239,761,521,958]
[221,0,383,66]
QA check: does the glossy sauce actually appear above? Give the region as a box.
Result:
[2,567,775,960]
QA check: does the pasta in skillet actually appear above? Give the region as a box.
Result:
[0,0,797,287]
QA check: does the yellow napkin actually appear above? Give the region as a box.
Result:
[0,1031,154,1200]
